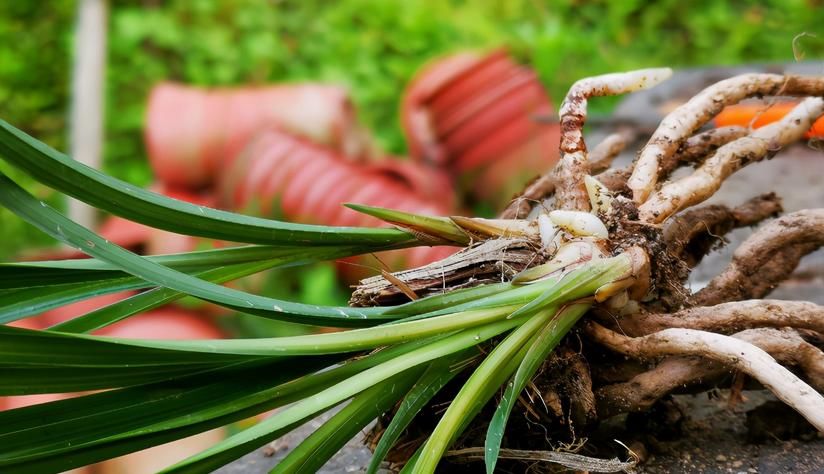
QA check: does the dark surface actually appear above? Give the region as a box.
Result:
[638,392,824,474]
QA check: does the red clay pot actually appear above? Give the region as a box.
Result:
[217,128,458,279]
[428,50,517,117]
[401,49,561,207]
[401,52,482,163]
[145,83,377,188]
[94,307,224,339]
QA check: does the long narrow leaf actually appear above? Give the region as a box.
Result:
[0,304,520,362]
[0,325,257,368]
[0,340,433,473]
[0,118,416,247]
[484,303,590,473]
[367,348,479,474]
[51,250,346,333]
[0,245,357,289]
[163,317,526,473]
[18,245,366,330]
[271,368,422,473]
[0,173,394,327]
[50,261,280,333]
[345,203,469,245]
[0,276,150,324]
[0,364,226,395]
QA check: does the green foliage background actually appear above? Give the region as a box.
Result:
[1,0,822,259]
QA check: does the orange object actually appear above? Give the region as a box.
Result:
[715,102,824,138]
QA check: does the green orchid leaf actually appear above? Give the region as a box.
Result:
[367,348,479,474]
[0,245,357,290]
[0,324,257,368]
[163,318,525,473]
[49,260,283,333]
[0,119,416,247]
[0,364,228,395]
[484,303,590,473]
[1,303,517,362]
[0,173,396,327]
[0,340,434,472]
[0,276,151,325]
[345,203,469,245]
[271,368,422,473]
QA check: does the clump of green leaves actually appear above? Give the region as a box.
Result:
[0,120,632,472]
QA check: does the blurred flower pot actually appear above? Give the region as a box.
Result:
[401,49,560,207]
[218,128,458,280]
[145,83,377,188]
[93,307,224,339]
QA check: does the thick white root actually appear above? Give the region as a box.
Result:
[559,68,672,154]
[555,68,672,211]
[589,325,824,432]
[584,175,613,216]
[639,97,824,223]
[628,73,824,203]
[549,210,609,239]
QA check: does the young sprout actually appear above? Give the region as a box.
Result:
[584,175,613,216]
[549,210,609,239]
[537,213,557,250]
[512,240,603,284]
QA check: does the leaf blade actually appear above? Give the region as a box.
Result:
[0,173,392,327]
[366,348,479,474]
[0,118,416,247]
[484,303,590,473]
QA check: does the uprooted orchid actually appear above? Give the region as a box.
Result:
[0,66,823,474]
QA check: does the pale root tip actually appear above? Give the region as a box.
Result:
[537,213,556,249]
[629,182,651,205]
[584,175,613,215]
[627,67,673,91]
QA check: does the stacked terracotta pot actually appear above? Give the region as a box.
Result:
[217,128,456,280]
[145,83,377,188]
[143,83,460,278]
[402,49,561,207]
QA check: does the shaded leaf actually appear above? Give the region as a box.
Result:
[485,303,590,473]
[0,119,416,247]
